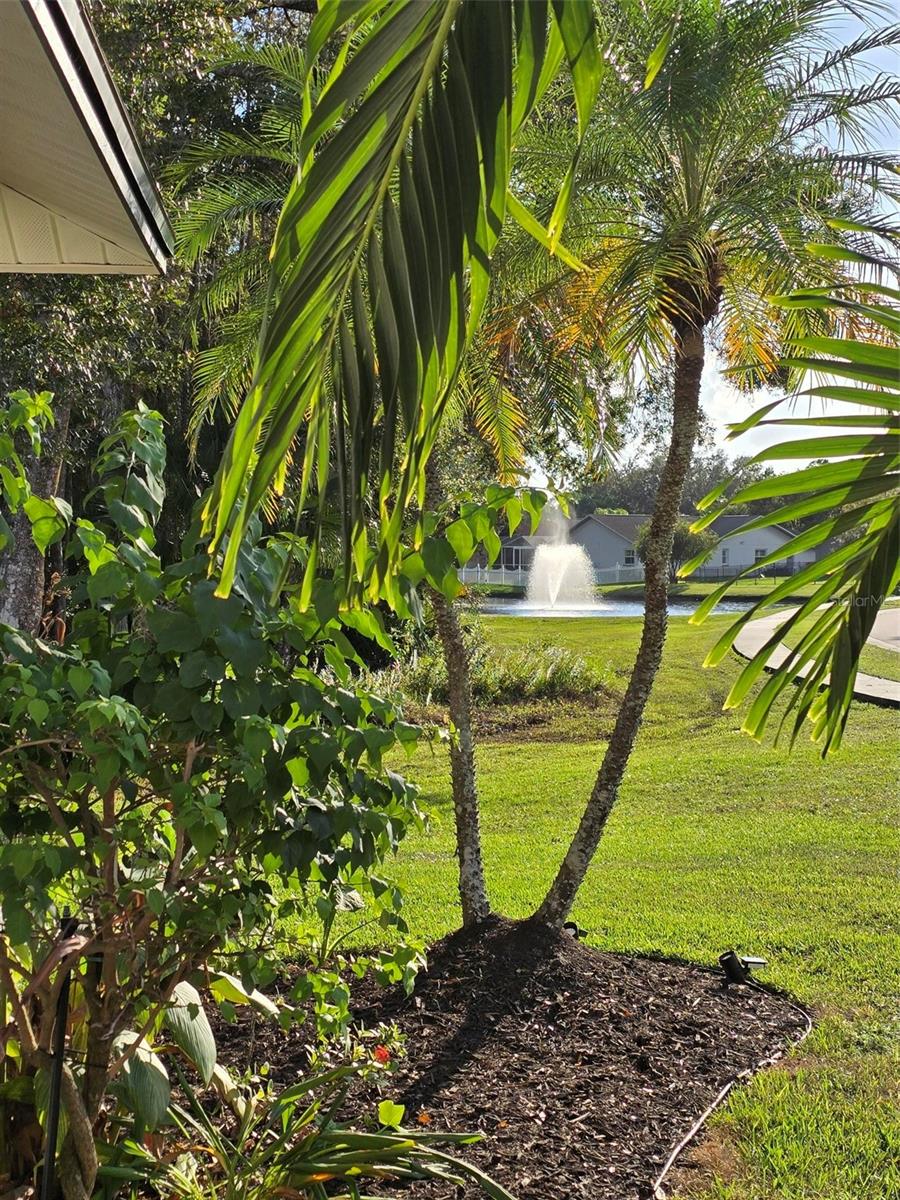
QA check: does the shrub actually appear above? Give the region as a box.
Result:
[117,1066,517,1200]
[380,619,609,707]
[0,403,424,1200]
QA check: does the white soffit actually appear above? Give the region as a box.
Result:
[0,0,173,274]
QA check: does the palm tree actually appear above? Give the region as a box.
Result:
[199,0,606,596]
[200,0,898,932]
[426,291,619,926]
[176,17,615,928]
[525,0,899,924]
[170,43,308,443]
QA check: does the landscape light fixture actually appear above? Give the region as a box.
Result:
[719,950,768,985]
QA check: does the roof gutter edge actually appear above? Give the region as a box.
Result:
[21,0,174,273]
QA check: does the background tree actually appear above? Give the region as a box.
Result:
[576,447,798,519]
[0,0,301,630]
[635,518,716,582]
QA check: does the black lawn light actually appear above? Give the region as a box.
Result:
[719,949,768,985]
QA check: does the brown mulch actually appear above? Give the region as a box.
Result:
[214,917,810,1200]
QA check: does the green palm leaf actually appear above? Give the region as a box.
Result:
[200,0,598,600]
[687,237,900,753]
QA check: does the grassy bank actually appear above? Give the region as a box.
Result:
[385,614,899,1199]
[597,577,827,602]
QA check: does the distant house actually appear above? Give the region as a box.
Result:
[498,511,813,578]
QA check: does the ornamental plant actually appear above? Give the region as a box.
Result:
[0,403,426,1200]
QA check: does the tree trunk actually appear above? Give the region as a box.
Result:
[534,327,705,928]
[0,396,72,632]
[423,457,490,927]
[57,1063,99,1200]
[430,586,491,926]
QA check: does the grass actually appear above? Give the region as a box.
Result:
[598,577,827,601]
[377,613,899,1200]
[859,643,900,682]
[463,576,828,603]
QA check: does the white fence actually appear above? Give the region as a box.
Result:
[457,564,646,588]
[592,565,645,585]
[458,565,530,588]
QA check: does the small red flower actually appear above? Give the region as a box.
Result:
[373,1044,391,1065]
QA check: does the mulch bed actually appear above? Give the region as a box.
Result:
[214,917,810,1200]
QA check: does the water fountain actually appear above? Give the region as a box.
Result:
[526,543,596,608]
[524,504,598,613]
[481,503,758,616]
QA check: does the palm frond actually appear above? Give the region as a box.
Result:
[201,0,602,600]
[175,176,288,262]
[687,235,900,754]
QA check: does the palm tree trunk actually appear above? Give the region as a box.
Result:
[535,327,705,928]
[423,457,490,927]
[429,586,491,926]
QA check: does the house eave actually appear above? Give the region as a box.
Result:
[0,0,174,275]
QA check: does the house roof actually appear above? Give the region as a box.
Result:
[502,508,795,549]
[569,513,647,543]
[708,513,759,535]
[0,0,173,274]
[569,511,795,544]
[707,513,795,540]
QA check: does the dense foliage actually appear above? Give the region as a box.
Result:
[380,619,609,708]
[0,402,426,1197]
[576,447,812,522]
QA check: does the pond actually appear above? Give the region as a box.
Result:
[480,596,759,618]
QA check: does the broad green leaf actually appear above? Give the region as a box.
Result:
[444,519,475,566]
[115,1033,170,1130]
[209,972,279,1018]
[165,981,216,1085]
[378,1099,405,1127]
[23,495,69,554]
[147,609,203,655]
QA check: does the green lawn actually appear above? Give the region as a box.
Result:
[859,643,900,682]
[465,576,830,603]
[385,614,900,1200]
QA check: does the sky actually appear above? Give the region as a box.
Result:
[622,11,898,469]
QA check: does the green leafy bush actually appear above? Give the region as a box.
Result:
[110,1065,516,1200]
[0,389,69,554]
[0,403,424,1199]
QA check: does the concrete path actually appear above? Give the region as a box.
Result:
[733,604,900,707]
